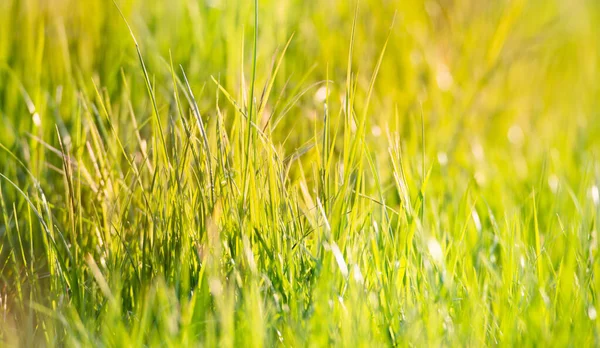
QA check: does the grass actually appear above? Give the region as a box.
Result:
[0,0,599,346]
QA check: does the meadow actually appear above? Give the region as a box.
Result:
[1,0,599,346]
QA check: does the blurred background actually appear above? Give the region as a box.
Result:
[2,0,598,143]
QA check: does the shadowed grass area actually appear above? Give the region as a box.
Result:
[0,0,599,346]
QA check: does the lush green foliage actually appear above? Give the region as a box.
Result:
[1,0,599,345]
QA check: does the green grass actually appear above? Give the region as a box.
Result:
[1,0,599,346]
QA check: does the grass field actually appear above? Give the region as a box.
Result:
[1,0,599,346]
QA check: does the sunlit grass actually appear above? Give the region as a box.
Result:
[1,0,599,346]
